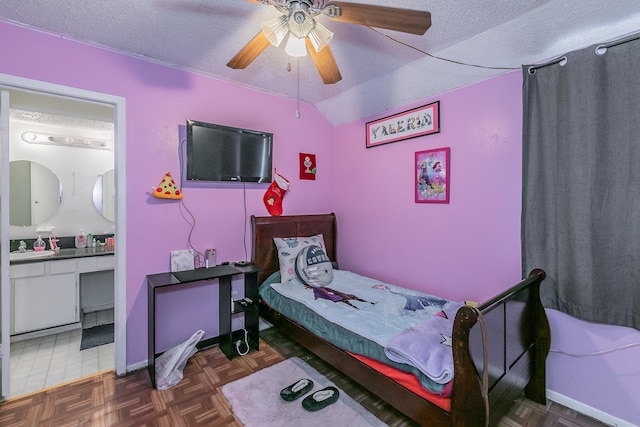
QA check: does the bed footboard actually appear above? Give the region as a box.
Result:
[451,269,550,426]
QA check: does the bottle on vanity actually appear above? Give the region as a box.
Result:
[33,235,46,252]
[75,229,87,248]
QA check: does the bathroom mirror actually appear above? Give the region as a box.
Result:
[92,168,115,222]
[9,160,63,226]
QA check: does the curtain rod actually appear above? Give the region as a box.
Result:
[528,31,640,75]
[527,56,566,75]
[596,32,640,54]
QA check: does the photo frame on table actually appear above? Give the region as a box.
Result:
[366,101,440,148]
[415,147,450,204]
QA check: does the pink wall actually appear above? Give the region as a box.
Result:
[1,22,335,361]
[3,20,639,425]
[333,73,523,302]
[333,71,640,425]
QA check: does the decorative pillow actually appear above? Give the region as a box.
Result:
[273,234,326,283]
[294,245,333,287]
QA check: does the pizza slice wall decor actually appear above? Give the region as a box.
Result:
[153,172,183,200]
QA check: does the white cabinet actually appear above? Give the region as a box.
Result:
[13,273,77,334]
[10,255,114,336]
[11,259,78,334]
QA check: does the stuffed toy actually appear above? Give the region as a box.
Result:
[153,172,183,200]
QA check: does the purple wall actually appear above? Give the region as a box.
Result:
[332,72,640,425]
[333,73,523,302]
[3,21,639,425]
[547,309,640,424]
[1,21,335,358]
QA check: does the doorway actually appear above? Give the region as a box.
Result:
[0,73,126,399]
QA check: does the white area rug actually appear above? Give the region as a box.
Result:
[222,357,388,427]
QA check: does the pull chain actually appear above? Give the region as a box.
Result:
[287,59,301,118]
[296,58,301,119]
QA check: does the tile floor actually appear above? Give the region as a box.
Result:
[8,309,115,400]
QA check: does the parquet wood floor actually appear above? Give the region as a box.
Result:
[0,327,609,426]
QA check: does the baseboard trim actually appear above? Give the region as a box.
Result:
[127,359,148,373]
[548,390,636,427]
[10,322,82,342]
[129,323,275,375]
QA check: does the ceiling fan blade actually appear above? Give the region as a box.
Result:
[305,38,342,84]
[227,31,271,69]
[326,2,431,35]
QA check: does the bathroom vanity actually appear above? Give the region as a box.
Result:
[9,248,114,339]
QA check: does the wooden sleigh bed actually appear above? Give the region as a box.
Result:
[251,213,550,426]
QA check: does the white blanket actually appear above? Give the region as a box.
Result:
[384,302,463,384]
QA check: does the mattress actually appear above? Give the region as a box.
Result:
[259,269,457,395]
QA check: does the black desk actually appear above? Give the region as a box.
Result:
[146,264,260,389]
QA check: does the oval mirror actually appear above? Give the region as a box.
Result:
[92,169,115,222]
[9,160,63,226]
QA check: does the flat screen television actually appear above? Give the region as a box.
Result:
[185,120,273,183]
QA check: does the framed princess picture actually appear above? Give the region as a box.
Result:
[415,147,450,204]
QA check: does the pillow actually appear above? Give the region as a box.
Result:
[294,245,333,287]
[273,234,326,283]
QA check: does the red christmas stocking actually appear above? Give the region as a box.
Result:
[263,172,290,216]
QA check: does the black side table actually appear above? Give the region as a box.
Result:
[146,263,260,389]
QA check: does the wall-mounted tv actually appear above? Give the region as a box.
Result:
[185,120,273,183]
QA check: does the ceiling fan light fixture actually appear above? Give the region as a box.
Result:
[285,33,307,57]
[261,15,289,47]
[288,10,314,38]
[308,21,333,52]
[231,0,429,84]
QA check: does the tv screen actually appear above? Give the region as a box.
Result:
[186,120,273,183]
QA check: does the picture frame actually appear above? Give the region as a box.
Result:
[299,152,316,180]
[415,147,450,204]
[366,101,440,148]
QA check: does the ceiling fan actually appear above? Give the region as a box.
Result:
[227,0,432,84]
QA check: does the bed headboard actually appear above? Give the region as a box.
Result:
[251,213,337,284]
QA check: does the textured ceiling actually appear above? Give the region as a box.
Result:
[2,0,640,125]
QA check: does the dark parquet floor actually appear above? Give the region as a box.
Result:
[0,327,609,426]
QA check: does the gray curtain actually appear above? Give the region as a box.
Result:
[522,36,640,330]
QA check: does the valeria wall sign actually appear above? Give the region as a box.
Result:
[365,101,440,148]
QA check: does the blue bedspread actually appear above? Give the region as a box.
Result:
[269,270,459,385]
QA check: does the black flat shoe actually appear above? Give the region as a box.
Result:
[280,378,314,402]
[301,386,340,411]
